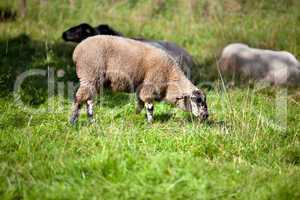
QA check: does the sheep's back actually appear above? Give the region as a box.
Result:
[73,35,176,90]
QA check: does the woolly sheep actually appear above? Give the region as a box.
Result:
[219,43,300,86]
[62,23,194,74]
[70,35,208,124]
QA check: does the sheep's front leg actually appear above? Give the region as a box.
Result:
[139,85,156,123]
[86,99,94,122]
[145,102,154,123]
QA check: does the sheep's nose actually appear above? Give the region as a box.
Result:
[201,112,209,120]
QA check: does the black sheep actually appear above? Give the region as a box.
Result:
[62,23,194,74]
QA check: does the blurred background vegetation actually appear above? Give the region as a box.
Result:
[1,0,300,90]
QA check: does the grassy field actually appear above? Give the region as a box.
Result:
[0,0,300,199]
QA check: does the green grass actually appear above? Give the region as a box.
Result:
[0,0,300,199]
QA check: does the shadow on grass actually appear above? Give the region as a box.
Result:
[0,34,77,103]
[154,113,173,122]
[184,114,229,129]
[96,91,132,109]
[206,120,227,128]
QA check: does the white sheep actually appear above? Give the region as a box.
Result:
[219,43,300,86]
[70,35,208,124]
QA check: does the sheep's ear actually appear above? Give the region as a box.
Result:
[183,95,193,110]
[184,95,190,101]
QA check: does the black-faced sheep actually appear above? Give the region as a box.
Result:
[62,23,194,73]
[219,43,300,86]
[62,23,123,42]
[70,35,208,124]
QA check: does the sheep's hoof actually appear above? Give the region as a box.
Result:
[147,117,154,123]
[70,118,77,125]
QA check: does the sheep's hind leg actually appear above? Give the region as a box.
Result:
[70,83,96,124]
[70,102,81,125]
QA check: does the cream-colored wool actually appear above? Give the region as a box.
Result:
[70,35,208,123]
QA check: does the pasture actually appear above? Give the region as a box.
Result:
[0,0,299,199]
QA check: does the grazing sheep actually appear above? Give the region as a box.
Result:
[70,35,208,124]
[62,23,194,73]
[219,43,300,85]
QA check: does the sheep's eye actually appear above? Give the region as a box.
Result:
[196,98,202,104]
[191,96,202,104]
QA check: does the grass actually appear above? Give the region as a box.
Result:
[0,0,300,199]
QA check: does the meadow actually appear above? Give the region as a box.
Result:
[0,0,299,199]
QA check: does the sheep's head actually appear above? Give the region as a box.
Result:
[176,90,209,121]
[62,23,96,43]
